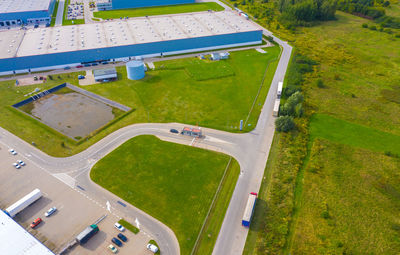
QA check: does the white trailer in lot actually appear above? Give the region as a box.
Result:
[277,81,283,98]
[273,99,281,117]
[5,189,42,218]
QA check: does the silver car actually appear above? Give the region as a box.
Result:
[12,163,21,169]
[45,207,57,217]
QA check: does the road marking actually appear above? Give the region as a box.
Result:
[135,218,141,229]
[52,173,76,188]
[106,201,111,212]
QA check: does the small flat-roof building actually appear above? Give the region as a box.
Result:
[93,68,117,82]
[96,0,195,11]
[0,210,54,255]
[0,0,56,26]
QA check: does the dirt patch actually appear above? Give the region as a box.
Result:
[29,92,114,139]
[16,76,47,86]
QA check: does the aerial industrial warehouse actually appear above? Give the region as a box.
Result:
[96,0,195,11]
[0,11,262,74]
[0,0,56,26]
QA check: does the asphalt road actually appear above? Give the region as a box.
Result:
[0,21,292,255]
[55,0,65,26]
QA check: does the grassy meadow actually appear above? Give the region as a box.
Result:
[93,2,224,19]
[243,5,400,255]
[90,135,238,255]
[291,139,400,254]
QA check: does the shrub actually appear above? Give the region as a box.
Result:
[48,75,53,80]
[276,116,295,132]
[282,92,304,116]
[334,74,341,80]
[362,23,368,28]
[395,34,400,38]
[369,25,377,30]
[316,79,325,88]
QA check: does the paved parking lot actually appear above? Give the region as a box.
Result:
[0,145,153,255]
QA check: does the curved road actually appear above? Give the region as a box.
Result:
[0,26,292,255]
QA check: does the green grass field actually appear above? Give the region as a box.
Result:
[291,139,400,254]
[242,3,400,254]
[93,2,224,19]
[0,47,277,157]
[90,135,237,255]
[310,114,400,155]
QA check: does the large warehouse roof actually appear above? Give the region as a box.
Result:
[0,11,260,59]
[0,210,54,255]
[0,0,52,13]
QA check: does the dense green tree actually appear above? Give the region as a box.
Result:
[275,116,295,132]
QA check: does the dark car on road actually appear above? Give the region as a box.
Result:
[117,233,127,242]
[170,129,179,134]
[112,237,123,247]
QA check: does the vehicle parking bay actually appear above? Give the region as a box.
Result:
[0,145,152,255]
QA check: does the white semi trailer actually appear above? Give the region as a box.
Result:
[5,189,42,218]
[277,81,283,98]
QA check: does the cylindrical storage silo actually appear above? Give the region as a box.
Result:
[126,60,145,80]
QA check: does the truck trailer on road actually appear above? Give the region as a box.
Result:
[273,99,281,117]
[5,188,42,218]
[242,192,257,227]
[277,81,283,98]
[76,224,99,245]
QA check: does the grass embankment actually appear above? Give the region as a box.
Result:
[0,47,279,156]
[62,0,84,26]
[193,159,240,255]
[93,2,224,19]
[50,0,59,27]
[91,135,239,255]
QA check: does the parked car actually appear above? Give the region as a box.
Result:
[30,218,42,228]
[45,207,57,217]
[17,160,25,166]
[12,163,21,169]
[78,75,85,80]
[76,65,83,68]
[108,244,118,253]
[9,149,17,155]
[111,237,122,247]
[117,233,127,242]
[64,66,71,70]
[170,129,179,134]
[147,244,159,253]
[114,222,125,232]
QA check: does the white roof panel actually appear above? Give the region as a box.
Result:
[0,210,54,255]
[0,0,52,13]
[0,11,260,59]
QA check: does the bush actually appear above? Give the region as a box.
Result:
[316,79,325,88]
[362,23,368,28]
[282,92,304,116]
[396,34,400,38]
[48,75,53,80]
[369,25,377,30]
[276,116,295,132]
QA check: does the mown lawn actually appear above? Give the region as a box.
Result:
[291,139,400,254]
[0,47,279,156]
[93,2,224,19]
[310,114,400,155]
[90,135,235,255]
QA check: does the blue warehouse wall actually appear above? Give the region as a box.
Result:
[0,30,262,72]
[112,0,195,9]
[0,0,55,23]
